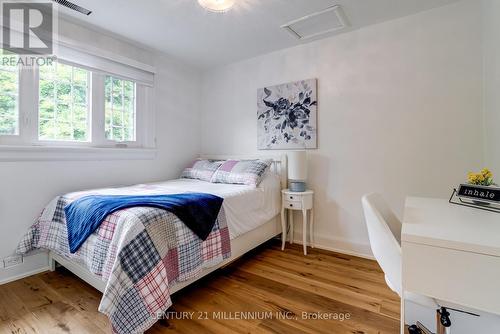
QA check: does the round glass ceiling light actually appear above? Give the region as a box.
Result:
[198,0,235,13]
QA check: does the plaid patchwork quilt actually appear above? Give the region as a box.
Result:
[16,182,231,334]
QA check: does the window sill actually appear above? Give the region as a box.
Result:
[0,145,157,162]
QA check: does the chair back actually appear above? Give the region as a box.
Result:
[361,193,402,296]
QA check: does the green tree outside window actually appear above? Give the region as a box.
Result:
[105,76,136,142]
[39,62,90,141]
[0,59,19,135]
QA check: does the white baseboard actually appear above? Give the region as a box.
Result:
[291,232,374,260]
[0,251,50,285]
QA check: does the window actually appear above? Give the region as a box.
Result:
[0,46,154,160]
[105,76,136,142]
[39,62,90,141]
[0,61,19,135]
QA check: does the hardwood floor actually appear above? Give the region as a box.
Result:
[0,240,400,334]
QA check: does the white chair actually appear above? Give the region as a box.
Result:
[361,193,404,295]
[361,193,447,333]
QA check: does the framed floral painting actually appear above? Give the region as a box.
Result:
[257,79,317,149]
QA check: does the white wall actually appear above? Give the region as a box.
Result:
[482,0,500,175]
[0,19,202,283]
[200,0,484,256]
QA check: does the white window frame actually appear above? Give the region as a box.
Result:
[102,74,137,145]
[0,52,156,161]
[92,72,151,149]
[0,64,35,146]
[37,59,92,145]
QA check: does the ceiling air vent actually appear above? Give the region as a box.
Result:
[52,0,92,15]
[281,5,349,40]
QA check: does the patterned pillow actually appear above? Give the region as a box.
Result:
[181,159,224,182]
[211,159,272,186]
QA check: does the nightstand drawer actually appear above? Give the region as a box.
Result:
[285,194,301,201]
[284,200,302,209]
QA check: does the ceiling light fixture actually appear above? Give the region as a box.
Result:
[198,0,235,13]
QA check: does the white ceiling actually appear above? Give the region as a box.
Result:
[60,0,460,69]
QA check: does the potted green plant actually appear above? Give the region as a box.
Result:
[467,168,497,205]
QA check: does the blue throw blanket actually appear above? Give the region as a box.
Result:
[64,193,224,253]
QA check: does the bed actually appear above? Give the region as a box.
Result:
[16,154,286,333]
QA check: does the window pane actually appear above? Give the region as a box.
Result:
[0,59,19,135]
[55,122,72,140]
[74,122,87,141]
[73,85,87,104]
[56,104,71,123]
[57,63,72,82]
[39,99,54,120]
[39,80,55,100]
[104,76,136,142]
[39,62,90,141]
[73,68,87,86]
[73,104,87,123]
[39,119,55,139]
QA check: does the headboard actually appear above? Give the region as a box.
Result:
[199,153,288,189]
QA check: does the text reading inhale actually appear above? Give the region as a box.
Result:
[457,184,500,203]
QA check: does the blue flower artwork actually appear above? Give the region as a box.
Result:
[257,79,317,149]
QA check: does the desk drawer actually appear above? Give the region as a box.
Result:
[284,200,302,209]
[402,241,500,315]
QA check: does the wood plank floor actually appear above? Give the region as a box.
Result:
[0,240,400,334]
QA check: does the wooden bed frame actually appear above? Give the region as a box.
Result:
[49,153,288,294]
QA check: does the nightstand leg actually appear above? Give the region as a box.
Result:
[310,208,314,248]
[281,207,286,250]
[289,210,294,244]
[302,208,308,255]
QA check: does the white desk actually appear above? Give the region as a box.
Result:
[402,197,500,321]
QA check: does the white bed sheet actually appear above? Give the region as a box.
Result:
[145,173,282,239]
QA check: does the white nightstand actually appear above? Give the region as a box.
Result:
[281,189,314,255]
